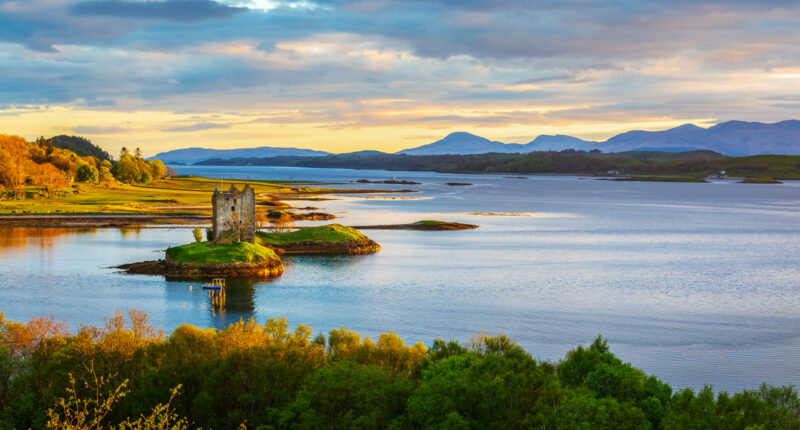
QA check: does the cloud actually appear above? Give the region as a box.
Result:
[70,0,246,23]
[1,0,800,152]
[73,125,128,134]
[165,122,231,132]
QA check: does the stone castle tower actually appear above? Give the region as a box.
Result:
[212,184,255,244]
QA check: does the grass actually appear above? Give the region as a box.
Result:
[417,220,447,226]
[739,176,783,184]
[0,176,326,215]
[710,155,800,179]
[166,241,279,265]
[257,224,367,245]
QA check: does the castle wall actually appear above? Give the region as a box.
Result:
[212,185,255,244]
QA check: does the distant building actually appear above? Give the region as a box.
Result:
[212,185,255,244]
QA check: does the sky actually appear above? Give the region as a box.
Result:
[1,0,799,157]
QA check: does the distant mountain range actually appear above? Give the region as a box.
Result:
[152,120,800,163]
[150,146,331,164]
[399,120,800,156]
[396,132,594,155]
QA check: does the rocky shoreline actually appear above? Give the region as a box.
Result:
[265,239,381,255]
[117,259,285,278]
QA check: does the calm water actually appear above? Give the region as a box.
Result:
[1,165,799,393]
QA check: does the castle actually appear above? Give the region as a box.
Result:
[211,184,255,244]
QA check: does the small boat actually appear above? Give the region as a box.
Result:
[202,278,226,291]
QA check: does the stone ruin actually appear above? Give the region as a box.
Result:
[211,184,255,245]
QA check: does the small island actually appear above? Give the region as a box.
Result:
[119,185,287,278]
[267,209,336,221]
[120,241,285,278]
[354,220,479,231]
[356,178,422,185]
[257,224,381,255]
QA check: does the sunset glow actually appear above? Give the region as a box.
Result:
[1,0,799,156]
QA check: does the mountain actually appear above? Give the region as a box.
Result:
[596,120,800,155]
[396,132,527,155]
[395,120,800,156]
[153,120,800,163]
[526,135,596,151]
[150,146,331,164]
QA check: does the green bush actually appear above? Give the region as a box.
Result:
[192,228,203,243]
[75,164,99,183]
[111,155,140,184]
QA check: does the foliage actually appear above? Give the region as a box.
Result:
[0,313,798,430]
[256,224,368,245]
[49,136,112,162]
[0,134,171,201]
[0,134,79,198]
[165,241,280,265]
[191,229,203,243]
[109,154,168,185]
[76,165,99,184]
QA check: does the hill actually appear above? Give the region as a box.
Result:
[396,132,527,155]
[526,134,596,151]
[151,146,331,164]
[50,135,112,161]
[598,120,800,155]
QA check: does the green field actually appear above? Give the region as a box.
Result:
[0,176,328,215]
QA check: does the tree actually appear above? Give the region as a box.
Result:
[111,155,140,184]
[134,148,142,159]
[137,169,152,184]
[76,165,99,184]
[145,160,166,180]
[120,147,129,159]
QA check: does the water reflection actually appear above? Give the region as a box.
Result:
[118,227,143,239]
[1,169,800,393]
[163,277,268,323]
[0,227,97,255]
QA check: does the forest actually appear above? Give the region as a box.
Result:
[0,134,167,200]
[0,311,797,429]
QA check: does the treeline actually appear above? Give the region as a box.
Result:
[50,135,113,162]
[112,147,167,185]
[0,134,168,200]
[199,150,800,179]
[1,311,798,429]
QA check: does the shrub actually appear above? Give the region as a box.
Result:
[192,228,203,243]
